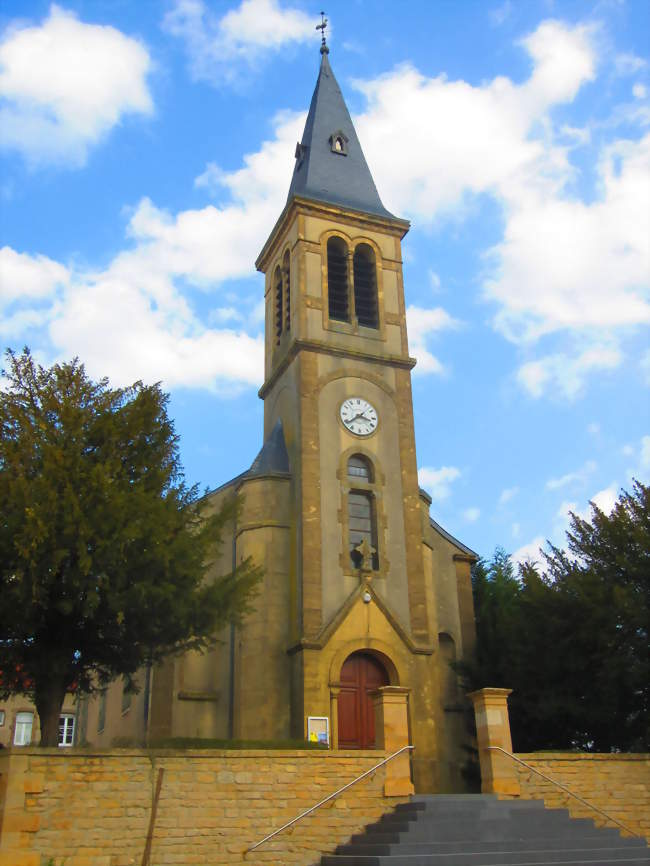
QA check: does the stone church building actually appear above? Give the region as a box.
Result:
[75,46,478,793]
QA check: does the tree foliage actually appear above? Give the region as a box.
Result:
[460,482,649,752]
[0,350,261,745]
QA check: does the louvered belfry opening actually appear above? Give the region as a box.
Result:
[274,265,283,343]
[327,236,349,322]
[282,250,291,332]
[353,243,378,328]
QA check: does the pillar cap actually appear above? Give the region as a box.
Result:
[467,687,513,701]
[369,686,410,697]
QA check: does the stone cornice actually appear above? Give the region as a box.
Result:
[259,338,416,400]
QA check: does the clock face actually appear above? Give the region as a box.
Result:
[340,397,378,436]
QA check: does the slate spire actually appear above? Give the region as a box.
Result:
[287,49,394,219]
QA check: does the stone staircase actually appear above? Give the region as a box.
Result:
[321,794,650,865]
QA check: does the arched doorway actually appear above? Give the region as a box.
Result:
[338,651,389,748]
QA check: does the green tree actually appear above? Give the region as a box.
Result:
[0,350,261,746]
[460,482,649,752]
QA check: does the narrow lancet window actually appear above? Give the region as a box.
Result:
[274,265,283,343]
[349,491,379,570]
[283,250,291,332]
[327,237,349,322]
[353,244,378,329]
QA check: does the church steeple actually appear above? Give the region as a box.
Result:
[287,49,394,219]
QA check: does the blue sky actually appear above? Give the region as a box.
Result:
[1,0,648,564]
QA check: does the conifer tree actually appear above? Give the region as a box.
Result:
[0,350,261,746]
[459,482,649,752]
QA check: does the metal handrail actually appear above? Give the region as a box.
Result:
[486,745,641,838]
[245,744,414,855]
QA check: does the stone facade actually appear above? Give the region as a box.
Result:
[0,748,406,866]
[74,53,479,796]
[7,50,479,797]
[513,753,650,843]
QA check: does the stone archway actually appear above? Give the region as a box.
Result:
[337,651,389,748]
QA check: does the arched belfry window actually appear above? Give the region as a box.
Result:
[282,250,291,332]
[274,265,283,344]
[353,244,378,329]
[348,455,379,570]
[327,237,349,322]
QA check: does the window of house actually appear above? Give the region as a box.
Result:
[58,714,75,747]
[282,250,291,332]
[14,711,34,746]
[327,237,349,322]
[0,709,5,726]
[353,244,378,329]
[274,265,283,343]
[97,690,106,733]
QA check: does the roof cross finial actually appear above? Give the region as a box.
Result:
[316,11,329,54]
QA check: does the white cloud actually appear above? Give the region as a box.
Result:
[463,507,481,522]
[406,305,458,374]
[590,485,618,515]
[633,83,647,100]
[418,465,461,501]
[512,535,545,566]
[0,5,152,167]
[499,486,519,504]
[163,0,314,85]
[517,345,623,399]
[0,247,69,303]
[587,422,600,435]
[489,135,650,343]
[428,270,442,292]
[511,522,520,538]
[351,19,648,395]
[546,460,596,490]
[489,1,513,27]
[0,111,310,390]
[615,53,647,76]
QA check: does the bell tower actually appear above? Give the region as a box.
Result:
[255,42,438,751]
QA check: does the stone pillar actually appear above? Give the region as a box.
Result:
[371,686,414,797]
[329,685,340,749]
[468,687,520,796]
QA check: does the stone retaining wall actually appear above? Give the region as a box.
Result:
[0,748,406,866]
[512,752,649,842]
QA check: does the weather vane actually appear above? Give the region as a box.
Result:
[316,11,329,54]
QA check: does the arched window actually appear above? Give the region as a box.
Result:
[273,265,283,343]
[353,243,378,328]
[347,454,378,570]
[348,454,373,483]
[282,250,291,332]
[349,491,379,570]
[327,237,349,322]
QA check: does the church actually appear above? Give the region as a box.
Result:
[78,41,478,794]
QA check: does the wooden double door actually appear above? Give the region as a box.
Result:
[337,652,389,749]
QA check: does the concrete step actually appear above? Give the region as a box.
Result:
[321,854,650,866]
[323,847,649,864]
[336,840,650,857]
[348,827,627,846]
[320,795,649,866]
